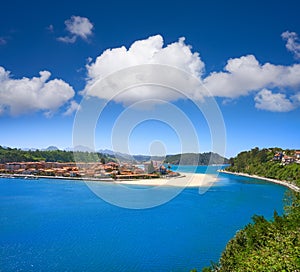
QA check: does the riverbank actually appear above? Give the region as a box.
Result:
[0,172,219,187]
[219,170,300,192]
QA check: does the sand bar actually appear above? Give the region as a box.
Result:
[115,172,219,187]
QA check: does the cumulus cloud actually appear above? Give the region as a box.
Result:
[82,34,300,112]
[57,16,94,44]
[84,35,205,104]
[254,89,298,112]
[64,100,80,116]
[0,67,75,116]
[203,55,300,98]
[292,92,300,103]
[282,31,300,59]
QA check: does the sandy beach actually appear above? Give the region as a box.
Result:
[115,172,219,187]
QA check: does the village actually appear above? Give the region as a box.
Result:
[0,160,179,180]
[273,150,300,165]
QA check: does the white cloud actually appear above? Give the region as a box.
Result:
[57,16,94,44]
[203,55,300,98]
[83,34,300,111]
[64,100,80,116]
[0,67,75,116]
[281,31,300,59]
[84,35,205,104]
[254,89,297,112]
[86,35,204,80]
[57,36,77,44]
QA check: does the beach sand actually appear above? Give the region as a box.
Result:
[115,172,219,187]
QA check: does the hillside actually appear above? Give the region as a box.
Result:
[226,147,300,187]
[201,147,300,272]
[164,152,229,165]
[202,192,300,272]
[0,146,116,163]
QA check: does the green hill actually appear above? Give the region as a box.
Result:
[201,147,300,272]
[226,147,300,187]
[164,152,229,165]
[0,146,116,163]
[202,192,300,272]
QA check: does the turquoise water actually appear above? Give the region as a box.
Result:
[0,166,288,271]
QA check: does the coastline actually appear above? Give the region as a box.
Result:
[115,172,219,187]
[0,172,219,188]
[219,170,300,192]
[0,173,114,182]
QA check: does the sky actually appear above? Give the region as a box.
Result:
[0,0,300,158]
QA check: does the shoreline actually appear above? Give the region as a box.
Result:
[115,172,219,187]
[219,170,300,192]
[0,173,114,182]
[0,172,219,188]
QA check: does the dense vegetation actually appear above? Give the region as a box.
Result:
[226,147,300,187]
[164,152,229,165]
[198,147,300,271]
[0,146,116,163]
[202,192,300,271]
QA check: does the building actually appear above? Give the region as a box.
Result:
[273,152,283,161]
[294,151,300,159]
[282,155,295,164]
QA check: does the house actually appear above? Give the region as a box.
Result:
[282,155,295,164]
[133,168,144,174]
[273,152,283,161]
[70,171,80,177]
[5,163,21,171]
[294,151,300,159]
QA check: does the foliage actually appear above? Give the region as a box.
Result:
[0,146,116,163]
[226,147,300,187]
[164,152,229,165]
[202,192,300,271]
[202,147,300,271]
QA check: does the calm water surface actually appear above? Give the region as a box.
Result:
[0,166,288,271]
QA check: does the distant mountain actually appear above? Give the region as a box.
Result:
[66,145,94,152]
[98,149,165,163]
[132,155,165,162]
[99,150,228,164]
[164,152,229,165]
[43,146,59,151]
[21,146,59,151]
[98,149,115,155]
[21,147,38,151]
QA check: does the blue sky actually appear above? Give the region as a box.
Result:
[0,0,300,158]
